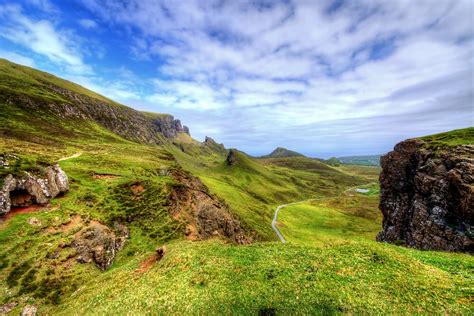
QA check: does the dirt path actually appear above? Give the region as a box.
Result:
[58,152,82,161]
[271,183,376,243]
[0,204,50,225]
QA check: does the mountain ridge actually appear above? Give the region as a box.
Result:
[0,58,189,144]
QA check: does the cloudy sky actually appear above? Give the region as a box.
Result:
[0,0,472,157]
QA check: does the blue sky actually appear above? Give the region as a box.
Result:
[0,0,472,158]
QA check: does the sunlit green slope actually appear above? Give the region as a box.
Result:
[0,59,472,315]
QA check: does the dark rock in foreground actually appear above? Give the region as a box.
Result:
[377,139,473,252]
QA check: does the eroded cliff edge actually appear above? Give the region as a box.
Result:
[377,138,473,252]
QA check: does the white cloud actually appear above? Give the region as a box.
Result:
[76,0,473,155]
[8,0,471,155]
[0,4,90,74]
[0,50,35,67]
[78,18,98,29]
[25,0,56,13]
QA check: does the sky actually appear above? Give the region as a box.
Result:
[0,0,472,158]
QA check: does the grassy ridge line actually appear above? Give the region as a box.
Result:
[420,127,474,147]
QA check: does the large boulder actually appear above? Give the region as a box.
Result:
[0,164,69,215]
[72,222,129,270]
[377,139,473,252]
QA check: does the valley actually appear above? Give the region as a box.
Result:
[0,59,472,315]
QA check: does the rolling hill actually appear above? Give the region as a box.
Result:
[0,59,472,314]
[260,147,305,158]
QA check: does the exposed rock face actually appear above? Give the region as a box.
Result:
[168,169,252,244]
[0,164,69,215]
[72,222,129,270]
[4,82,189,143]
[377,139,473,252]
[151,116,190,138]
[20,305,37,316]
[0,302,17,314]
[204,136,227,155]
[226,149,239,166]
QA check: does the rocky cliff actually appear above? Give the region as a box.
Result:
[0,58,189,143]
[0,164,69,215]
[203,136,227,155]
[168,168,252,244]
[377,138,473,252]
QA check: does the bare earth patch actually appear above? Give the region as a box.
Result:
[92,173,120,180]
[0,204,50,225]
[136,254,158,274]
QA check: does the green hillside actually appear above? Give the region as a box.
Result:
[337,155,381,166]
[420,127,474,148]
[260,147,304,158]
[0,60,472,314]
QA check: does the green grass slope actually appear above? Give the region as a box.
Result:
[167,144,372,240]
[42,239,473,315]
[0,61,472,314]
[420,127,474,148]
[0,58,119,105]
[260,147,304,158]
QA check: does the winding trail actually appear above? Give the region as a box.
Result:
[58,152,82,161]
[271,183,376,243]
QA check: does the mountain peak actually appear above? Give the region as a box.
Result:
[262,147,304,158]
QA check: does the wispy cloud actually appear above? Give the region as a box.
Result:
[0,0,472,156]
[0,4,90,74]
[78,18,98,29]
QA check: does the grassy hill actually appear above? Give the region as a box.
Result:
[260,147,304,158]
[337,155,381,166]
[420,127,474,148]
[0,59,472,314]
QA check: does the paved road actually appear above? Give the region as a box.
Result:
[272,204,289,243]
[271,183,376,243]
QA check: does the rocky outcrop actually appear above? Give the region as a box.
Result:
[168,169,252,244]
[20,305,37,316]
[377,139,473,252]
[204,136,227,155]
[226,149,239,166]
[2,81,189,144]
[0,164,69,215]
[72,222,129,270]
[151,115,190,138]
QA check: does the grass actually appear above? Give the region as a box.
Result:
[0,58,121,105]
[39,239,473,315]
[167,145,372,240]
[0,59,472,314]
[420,127,474,149]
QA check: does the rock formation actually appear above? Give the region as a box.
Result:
[226,149,239,166]
[377,139,473,252]
[73,222,129,270]
[204,136,227,155]
[168,169,252,244]
[0,164,69,215]
[0,60,189,144]
[151,115,190,138]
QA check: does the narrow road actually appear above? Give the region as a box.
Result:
[58,152,82,161]
[271,183,376,243]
